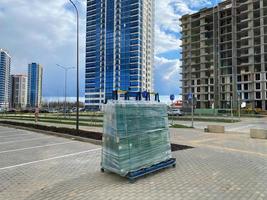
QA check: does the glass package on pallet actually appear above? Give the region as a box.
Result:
[101,101,172,176]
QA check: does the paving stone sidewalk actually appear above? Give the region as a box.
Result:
[0,126,266,200]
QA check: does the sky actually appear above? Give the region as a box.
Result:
[0,0,220,97]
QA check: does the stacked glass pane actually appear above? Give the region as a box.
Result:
[101,101,172,176]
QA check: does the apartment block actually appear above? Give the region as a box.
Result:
[85,0,154,110]
[0,49,11,110]
[11,74,28,109]
[180,0,267,111]
[27,63,43,108]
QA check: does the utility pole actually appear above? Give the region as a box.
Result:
[68,0,80,134]
[238,93,241,120]
[56,64,74,118]
[191,99,194,128]
[230,95,233,123]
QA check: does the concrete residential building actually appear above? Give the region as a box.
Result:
[180,0,267,111]
[27,63,43,108]
[0,49,11,110]
[85,0,155,110]
[11,75,28,109]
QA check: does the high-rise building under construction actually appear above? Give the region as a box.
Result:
[180,0,267,110]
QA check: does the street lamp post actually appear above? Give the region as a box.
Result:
[68,0,79,133]
[56,64,74,118]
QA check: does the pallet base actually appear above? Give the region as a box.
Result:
[101,158,176,183]
[126,158,176,182]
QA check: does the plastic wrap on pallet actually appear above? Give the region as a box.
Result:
[101,101,172,176]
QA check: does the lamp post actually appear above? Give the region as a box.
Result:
[56,64,74,118]
[68,0,80,133]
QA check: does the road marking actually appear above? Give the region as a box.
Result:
[0,133,33,138]
[227,124,253,132]
[0,130,28,134]
[190,142,267,158]
[0,148,101,171]
[0,137,54,145]
[190,138,217,143]
[0,141,77,154]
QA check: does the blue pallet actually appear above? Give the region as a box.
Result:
[126,158,176,182]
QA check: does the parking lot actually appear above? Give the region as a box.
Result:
[0,126,267,200]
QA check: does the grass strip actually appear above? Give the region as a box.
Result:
[0,117,102,127]
[169,117,240,123]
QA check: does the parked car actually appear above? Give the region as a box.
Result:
[7,109,17,113]
[168,108,184,116]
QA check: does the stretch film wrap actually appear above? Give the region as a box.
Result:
[101,101,172,176]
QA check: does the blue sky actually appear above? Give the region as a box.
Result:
[0,0,220,97]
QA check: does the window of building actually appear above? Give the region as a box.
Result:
[244,75,248,81]
[244,84,248,90]
[244,93,248,100]
[256,83,261,90]
[256,92,261,99]
[210,78,214,84]
[210,94,214,99]
[210,86,214,92]
[237,84,241,90]
[256,74,261,80]
[237,75,241,82]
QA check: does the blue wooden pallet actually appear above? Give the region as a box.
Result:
[126,158,176,182]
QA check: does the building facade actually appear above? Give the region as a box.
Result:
[11,75,28,109]
[180,0,267,111]
[0,49,11,110]
[85,0,155,110]
[27,63,43,108]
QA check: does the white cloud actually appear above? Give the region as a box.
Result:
[0,0,86,96]
[154,56,182,94]
[155,26,182,54]
[0,0,219,96]
[155,56,181,80]
[154,0,217,94]
[155,0,215,55]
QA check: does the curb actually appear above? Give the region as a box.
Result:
[0,123,102,146]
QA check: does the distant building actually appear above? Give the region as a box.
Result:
[27,63,43,108]
[180,0,267,111]
[85,0,155,110]
[0,49,11,110]
[11,75,28,109]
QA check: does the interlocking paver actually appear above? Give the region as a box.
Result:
[0,126,267,200]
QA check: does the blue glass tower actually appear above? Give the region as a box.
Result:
[0,49,11,110]
[27,63,43,108]
[85,0,155,110]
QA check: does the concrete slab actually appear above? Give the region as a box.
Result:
[250,129,267,139]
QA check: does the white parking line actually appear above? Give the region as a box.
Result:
[0,141,77,154]
[0,136,54,145]
[0,133,33,138]
[0,148,101,171]
[0,130,28,134]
